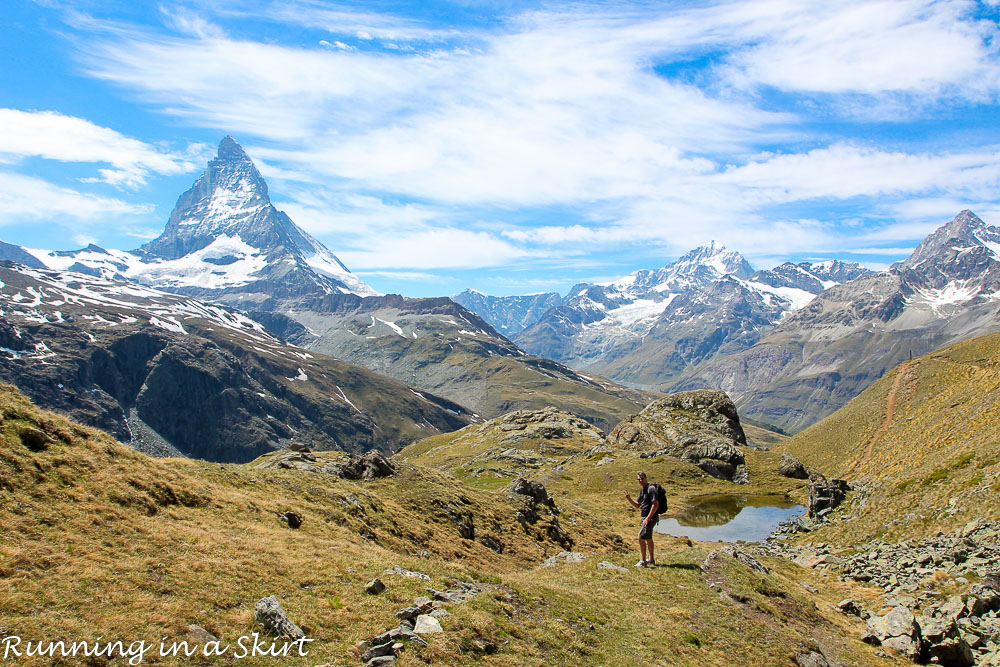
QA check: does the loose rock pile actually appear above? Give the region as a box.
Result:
[355,582,483,666]
[773,520,1000,665]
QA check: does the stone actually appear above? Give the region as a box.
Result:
[413,615,444,634]
[187,625,217,643]
[365,656,395,666]
[862,606,920,660]
[793,651,830,667]
[918,615,974,666]
[361,641,395,662]
[779,453,808,479]
[806,472,849,519]
[836,599,863,617]
[541,551,587,567]
[338,451,396,481]
[366,578,386,595]
[704,546,769,574]
[607,390,747,482]
[382,565,430,580]
[598,561,628,572]
[253,596,305,639]
[430,609,453,618]
[395,607,421,622]
[413,596,434,610]
[18,426,53,452]
[280,510,303,529]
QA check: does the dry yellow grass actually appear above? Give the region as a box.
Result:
[779,330,1000,543]
[0,385,892,665]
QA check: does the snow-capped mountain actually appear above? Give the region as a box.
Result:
[0,136,650,429]
[451,289,563,335]
[508,243,868,376]
[673,210,1000,433]
[21,136,376,303]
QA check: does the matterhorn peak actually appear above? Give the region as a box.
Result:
[217,134,251,162]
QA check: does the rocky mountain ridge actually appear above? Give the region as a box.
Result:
[2,136,650,430]
[674,210,1000,432]
[0,262,471,462]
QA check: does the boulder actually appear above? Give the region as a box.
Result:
[413,615,444,634]
[608,390,747,482]
[918,615,974,666]
[338,451,396,481]
[779,453,808,479]
[279,510,303,529]
[366,578,386,595]
[807,472,849,519]
[253,596,305,639]
[541,551,587,567]
[862,606,921,661]
[511,478,555,507]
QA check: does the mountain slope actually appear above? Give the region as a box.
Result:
[0,384,889,666]
[0,263,471,462]
[777,329,1000,543]
[673,210,1000,433]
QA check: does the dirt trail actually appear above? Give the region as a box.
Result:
[853,363,911,470]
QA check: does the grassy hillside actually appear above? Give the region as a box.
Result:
[779,330,1000,543]
[0,386,892,665]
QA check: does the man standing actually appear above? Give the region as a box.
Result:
[625,471,659,567]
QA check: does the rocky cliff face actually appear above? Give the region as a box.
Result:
[451,289,562,335]
[0,263,471,462]
[608,389,748,481]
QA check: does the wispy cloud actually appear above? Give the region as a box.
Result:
[15,0,1000,281]
[0,109,204,187]
[0,172,152,224]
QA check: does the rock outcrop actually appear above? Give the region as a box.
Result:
[778,453,808,479]
[608,390,747,482]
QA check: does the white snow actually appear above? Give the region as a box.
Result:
[374,316,405,337]
[288,367,308,382]
[149,316,186,334]
[743,280,817,311]
[606,298,672,326]
[911,280,980,309]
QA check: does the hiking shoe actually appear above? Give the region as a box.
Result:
[646,559,656,567]
[634,559,647,568]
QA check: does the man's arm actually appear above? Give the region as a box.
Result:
[624,491,640,509]
[643,499,659,525]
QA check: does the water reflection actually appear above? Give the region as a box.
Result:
[655,493,805,542]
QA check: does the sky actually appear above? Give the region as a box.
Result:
[1,0,999,297]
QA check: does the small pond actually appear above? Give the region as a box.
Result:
[654,493,805,543]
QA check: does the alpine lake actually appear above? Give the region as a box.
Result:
[655,493,805,543]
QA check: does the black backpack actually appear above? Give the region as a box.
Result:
[649,483,667,516]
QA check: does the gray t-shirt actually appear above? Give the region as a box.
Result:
[637,484,658,519]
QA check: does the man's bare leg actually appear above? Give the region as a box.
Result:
[638,539,648,563]
[644,539,655,565]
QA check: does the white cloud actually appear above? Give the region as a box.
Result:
[716,144,1000,202]
[718,0,1000,98]
[0,109,202,187]
[0,172,152,224]
[338,229,530,270]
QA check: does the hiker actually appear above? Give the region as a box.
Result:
[625,471,664,567]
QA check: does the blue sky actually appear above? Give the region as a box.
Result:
[1,0,999,297]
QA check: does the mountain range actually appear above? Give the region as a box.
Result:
[455,211,1000,433]
[0,137,652,454]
